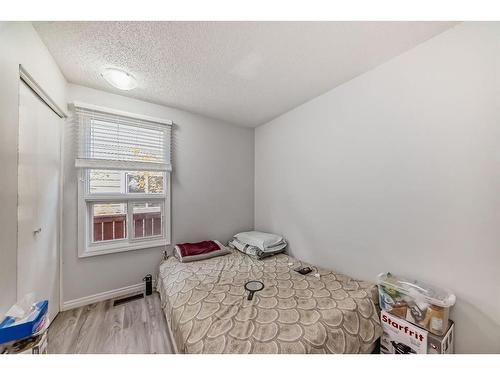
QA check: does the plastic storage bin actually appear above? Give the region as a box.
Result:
[378,272,455,336]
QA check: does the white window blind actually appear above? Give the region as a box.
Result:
[74,103,172,171]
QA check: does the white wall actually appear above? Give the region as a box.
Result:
[0,22,67,317]
[255,22,500,354]
[62,84,254,303]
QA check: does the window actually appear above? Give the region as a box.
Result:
[75,103,172,257]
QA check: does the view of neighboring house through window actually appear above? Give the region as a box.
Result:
[89,170,165,242]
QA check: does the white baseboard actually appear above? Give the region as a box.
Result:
[61,283,145,311]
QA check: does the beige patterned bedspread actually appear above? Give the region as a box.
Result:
[157,249,381,354]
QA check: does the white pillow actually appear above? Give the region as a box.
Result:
[234,231,283,250]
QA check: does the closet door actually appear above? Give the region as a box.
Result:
[17,81,61,321]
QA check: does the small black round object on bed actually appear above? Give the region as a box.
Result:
[244,280,264,300]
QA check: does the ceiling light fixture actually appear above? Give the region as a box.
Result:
[101,68,137,91]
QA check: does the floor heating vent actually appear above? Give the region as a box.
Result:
[113,293,144,306]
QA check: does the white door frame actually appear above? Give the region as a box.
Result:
[18,65,67,315]
[19,66,66,118]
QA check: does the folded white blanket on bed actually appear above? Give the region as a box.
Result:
[234,231,283,251]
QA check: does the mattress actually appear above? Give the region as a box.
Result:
[157,249,382,354]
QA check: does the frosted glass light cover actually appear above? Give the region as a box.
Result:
[101,68,137,90]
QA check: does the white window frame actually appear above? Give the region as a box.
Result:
[75,103,172,258]
[78,171,171,257]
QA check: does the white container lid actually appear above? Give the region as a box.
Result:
[377,272,456,307]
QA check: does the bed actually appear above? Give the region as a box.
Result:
[157,248,382,354]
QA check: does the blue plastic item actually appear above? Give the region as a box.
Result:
[0,300,48,344]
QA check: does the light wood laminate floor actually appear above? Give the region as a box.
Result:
[48,292,174,354]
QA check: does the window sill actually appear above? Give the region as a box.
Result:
[78,238,169,258]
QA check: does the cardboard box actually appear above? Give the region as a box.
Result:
[380,310,454,354]
[0,330,47,354]
[428,321,454,354]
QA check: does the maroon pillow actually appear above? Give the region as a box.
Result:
[177,240,220,257]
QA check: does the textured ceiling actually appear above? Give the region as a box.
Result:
[34,21,457,127]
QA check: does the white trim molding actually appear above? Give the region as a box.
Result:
[61,283,145,311]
